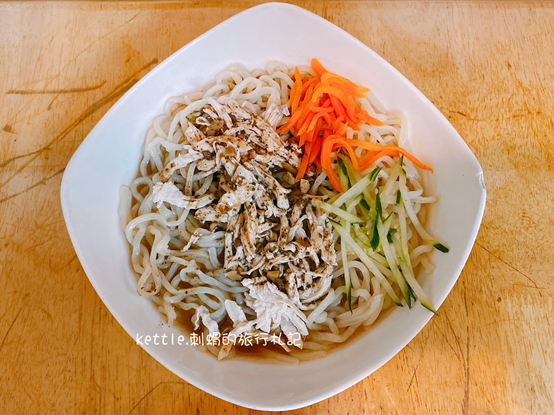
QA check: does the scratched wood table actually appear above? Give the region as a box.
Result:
[1,1,553,414]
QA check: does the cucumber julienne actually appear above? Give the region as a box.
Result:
[318,159,448,313]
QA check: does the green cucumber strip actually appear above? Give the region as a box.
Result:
[346,194,363,213]
[330,221,402,306]
[360,197,371,211]
[329,218,341,227]
[338,157,349,180]
[353,226,372,247]
[377,216,411,305]
[382,213,393,242]
[313,200,364,224]
[341,155,360,185]
[370,219,380,251]
[333,167,380,209]
[389,240,411,308]
[434,243,449,253]
[327,193,341,205]
[396,190,402,205]
[375,188,382,219]
[397,199,437,313]
[398,170,449,253]
[381,167,400,201]
[369,167,381,182]
[337,157,351,191]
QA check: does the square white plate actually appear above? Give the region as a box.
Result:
[61,2,486,411]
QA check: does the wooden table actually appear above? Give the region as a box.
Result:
[1,1,552,413]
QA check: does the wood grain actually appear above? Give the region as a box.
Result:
[1,1,553,414]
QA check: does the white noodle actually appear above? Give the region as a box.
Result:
[120,61,437,362]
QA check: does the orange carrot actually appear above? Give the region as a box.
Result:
[358,149,397,171]
[279,58,433,191]
[296,150,311,182]
[343,139,433,172]
[301,77,320,96]
[290,67,303,113]
[311,58,328,77]
[356,111,384,126]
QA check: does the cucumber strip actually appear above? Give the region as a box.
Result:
[389,240,411,308]
[402,261,436,314]
[313,200,364,223]
[333,167,380,209]
[397,199,437,313]
[341,155,361,185]
[352,233,391,271]
[377,216,411,305]
[375,187,382,219]
[387,227,398,244]
[382,212,393,235]
[398,169,449,253]
[368,250,389,268]
[341,223,353,313]
[396,190,402,205]
[381,167,400,200]
[370,220,380,251]
[353,225,372,247]
[337,157,351,190]
[327,193,341,205]
[330,220,402,306]
[370,189,382,251]
[346,194,363,213]
[369,167,382,182]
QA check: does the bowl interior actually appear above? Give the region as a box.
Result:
[61,3,485,411]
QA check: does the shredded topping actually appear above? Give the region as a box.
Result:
[152,98,337,344]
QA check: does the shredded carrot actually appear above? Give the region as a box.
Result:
[290,67,303,113]
[358,149,397,171]
[311,58,328,77]
[282,59,432,191]
[300,77,320,97]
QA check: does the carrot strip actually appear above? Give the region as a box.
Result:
[295,88,318,130]
[321,72,368,96]
[346,139,433,172]
[309,105,334,113]
[306,111,332,133]
[329,95,359,129]
[277,84,316,133]
[311,58,328,77]
[313,156,322,169]
[334,123,347,136]
[313,86,350,103]
[276,112,301,133]
[290,67,303,113]
[308,138,323,165]
[297,111,317,136]
[323,137,363,171]
[301,77,320,96]
[296,151,311,181]
[358,149,397,171]
[356,111,384,126]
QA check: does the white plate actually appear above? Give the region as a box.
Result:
[61,2,486,411]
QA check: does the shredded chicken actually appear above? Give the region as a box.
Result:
[152,182,214,209]
[154,98,337,354]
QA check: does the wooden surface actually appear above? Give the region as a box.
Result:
[1,1,553,414]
